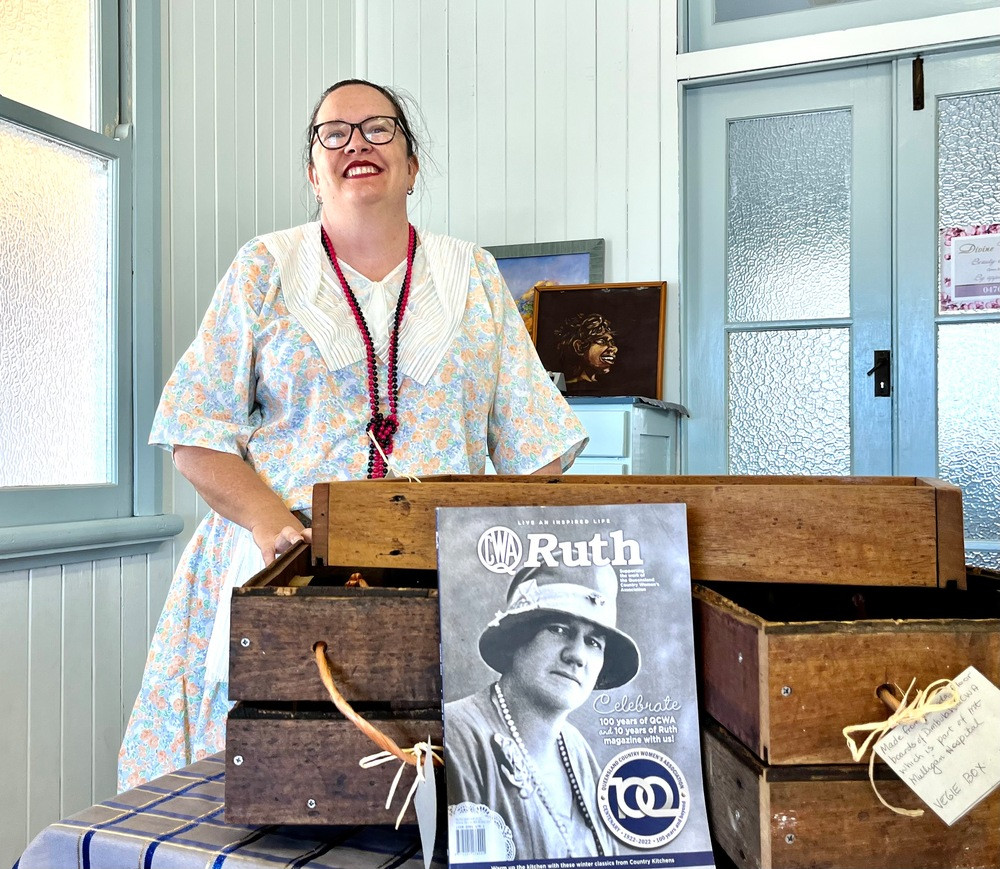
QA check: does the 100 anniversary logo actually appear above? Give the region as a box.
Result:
[597,748,690,848]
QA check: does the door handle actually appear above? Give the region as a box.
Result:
[866,350,891,397]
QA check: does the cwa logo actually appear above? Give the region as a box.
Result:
[477,526,523,575]
[476,525,643,574]
[597,748,690,848]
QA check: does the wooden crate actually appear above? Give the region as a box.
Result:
[226,543,442,824]
[702,719,1000,869]
[313,475,965,587]
[693,581,1000,766]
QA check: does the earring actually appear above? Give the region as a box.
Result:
[315,192,323,205]
[407,187,414,196]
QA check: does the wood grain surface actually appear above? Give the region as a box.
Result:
[704,720,1000,869]
[312,476,961,586]
[226,711,443,825]
[229,591,441,704]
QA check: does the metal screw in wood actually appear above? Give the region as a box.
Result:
[781,685,792,697]
[233,755,243,766]
[240,637,250,647]
[307,799,316,809]
[785,834,795,844]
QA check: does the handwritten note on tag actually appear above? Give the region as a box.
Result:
[875,666,1000,825]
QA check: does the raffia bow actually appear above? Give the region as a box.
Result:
[842,677,960,816]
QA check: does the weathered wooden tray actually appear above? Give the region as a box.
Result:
[702,719,1000,869]
[313,475,966,587]
[226,707,443,825]
[694,581,1000,766]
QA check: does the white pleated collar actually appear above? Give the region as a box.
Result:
[260,222,475,386]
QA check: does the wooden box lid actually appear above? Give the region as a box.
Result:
[312,475,966,588]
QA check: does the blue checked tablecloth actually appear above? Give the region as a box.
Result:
[14,754,444,869]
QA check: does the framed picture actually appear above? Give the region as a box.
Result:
[484,238,605,336]
[531,282,666,399]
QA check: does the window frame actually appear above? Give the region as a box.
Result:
[0,0,164,537]
[684,0,1000,52]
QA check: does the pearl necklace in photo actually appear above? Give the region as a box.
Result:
[493,682,605,856]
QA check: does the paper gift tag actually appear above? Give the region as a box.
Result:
[875,666,1000,825]
[414,742,438,869]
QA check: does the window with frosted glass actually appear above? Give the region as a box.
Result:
[0,119,114,487]
[0,0,95,129]
[727,110,851,323]
[937,87,1000,556]
[728,328,851,475]
[938,323,999,542]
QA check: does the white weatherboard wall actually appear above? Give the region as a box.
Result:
[364,0,683,403]
[0,552,173,868]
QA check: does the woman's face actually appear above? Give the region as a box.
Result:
[506,616,607,715]
[308,84,418,213]
[582,331,617,378]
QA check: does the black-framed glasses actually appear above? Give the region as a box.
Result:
[312,116,401,150]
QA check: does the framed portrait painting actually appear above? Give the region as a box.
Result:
[531,282,667,399]
[484,238,605,335]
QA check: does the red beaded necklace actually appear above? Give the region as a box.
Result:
[320,224,417,479]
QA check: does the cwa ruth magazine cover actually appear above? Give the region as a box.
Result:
[436,503,715,869]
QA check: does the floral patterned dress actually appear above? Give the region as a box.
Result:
[117,226,587,791]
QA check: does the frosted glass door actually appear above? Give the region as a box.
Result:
[895,49,1000,568]
[684,66,893,476]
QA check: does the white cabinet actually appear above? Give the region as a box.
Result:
[567,397,687,476]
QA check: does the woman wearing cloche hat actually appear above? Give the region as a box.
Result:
[443,562,641,861]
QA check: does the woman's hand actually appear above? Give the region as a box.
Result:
[253,524,313,566]
[173,444,311,565]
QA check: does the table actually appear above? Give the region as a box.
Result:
[15,754,443,869]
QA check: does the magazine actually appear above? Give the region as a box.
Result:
[436,503,715,869]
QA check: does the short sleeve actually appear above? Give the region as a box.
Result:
[476,250,589,473]
[149,240,274,456]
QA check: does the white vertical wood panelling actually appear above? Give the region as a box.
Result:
[215,0,239,276]
[370,0,668,304]
[626,0,661,280]
[0,569,29,866]
[447,3,478,238]
[367,0,393,83]
[596,0,630,281]
[416,0,448,233]
[28,565,62,836]
[288,1,309,221]
[534,0,568,242]
[564,1,598,243]
[61,562,94,816]
[119,555,149,734]
[254,0,276,233]
[1,549,173,869]
[504,0,535,244]
[475,2,506,246]
[91,557,123,801]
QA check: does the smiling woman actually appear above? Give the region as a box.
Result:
[117,78,588,792]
